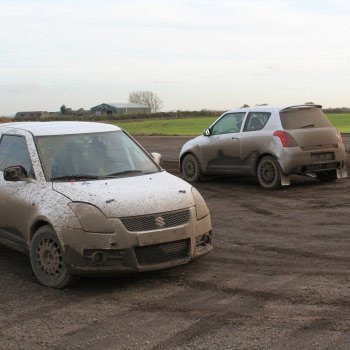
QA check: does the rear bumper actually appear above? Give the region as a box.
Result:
[56,208,213,275]
[277,146,347,177]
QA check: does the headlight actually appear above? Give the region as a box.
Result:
[191,187,209,220]
[69,202,115,233]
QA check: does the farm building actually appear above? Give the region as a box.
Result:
[90,103,151,116]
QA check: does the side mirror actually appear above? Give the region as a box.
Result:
[150,152,162,166]
[4,166,28,182]
[203,128,211,137]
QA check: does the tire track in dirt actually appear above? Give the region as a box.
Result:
[252,245,350,263]
[150,312,240,350]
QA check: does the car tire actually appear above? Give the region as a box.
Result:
[317,170,337,182]
[182,154,202,182]
[30,226,78,289]
[257,156,281,190]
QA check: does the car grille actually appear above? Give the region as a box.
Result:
[120,209,190,232]
[135,239,190,266]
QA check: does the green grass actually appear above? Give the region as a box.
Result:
[113,113,350,136]
[326,114,350,133]
[115,117,217,136]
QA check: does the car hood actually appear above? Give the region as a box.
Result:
[52,171,194,218]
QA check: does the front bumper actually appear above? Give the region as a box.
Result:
[56,207,213,275]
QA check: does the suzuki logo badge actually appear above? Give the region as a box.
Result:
[155,216,166,229]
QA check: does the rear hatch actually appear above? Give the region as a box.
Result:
[279,107,339,151]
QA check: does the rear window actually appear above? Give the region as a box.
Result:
[280,108,332,129]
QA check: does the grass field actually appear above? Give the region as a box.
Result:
[115,113,350,136]
[327,114,350,133]
[116,116,217,136]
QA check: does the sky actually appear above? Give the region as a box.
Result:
[0,0,349,115]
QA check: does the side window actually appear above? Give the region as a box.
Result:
[243,112,271,132]
[0,135,35,178]
[211,112,245,135]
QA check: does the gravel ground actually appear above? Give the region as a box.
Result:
[0,136,349,350]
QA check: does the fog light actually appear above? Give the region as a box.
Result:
[92,251,107,265]
[196,232,212,247]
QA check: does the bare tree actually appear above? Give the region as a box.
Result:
[60,104,67,114]
[128,91,163,113]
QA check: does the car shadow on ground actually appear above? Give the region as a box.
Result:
[187,173,326,191]
[0,243,201,294]
[73,266,189,293]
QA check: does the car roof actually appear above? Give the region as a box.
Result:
[226,104,322,114]
[0,121,121,136]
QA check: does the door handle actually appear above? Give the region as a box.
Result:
[232,137,240,140]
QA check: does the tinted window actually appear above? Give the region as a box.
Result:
[211,113,245,135]
[243,112,271,132]
[280,108,332,129]
[0,135,35,177]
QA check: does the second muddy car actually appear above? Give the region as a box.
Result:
[0,121,213,288]
[180,104,347,189]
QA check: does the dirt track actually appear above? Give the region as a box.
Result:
[1,136,350,349]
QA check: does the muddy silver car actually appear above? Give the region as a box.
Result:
[180,104,347,189]
[0,121,212,288]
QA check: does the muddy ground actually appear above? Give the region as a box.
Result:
[1,136,350,349]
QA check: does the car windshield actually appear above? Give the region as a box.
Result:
[35,130,160,181]
[280,108,332,129]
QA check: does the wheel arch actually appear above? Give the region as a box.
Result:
[179,151,191,171]
[255,152,279,174]
[30,218,53,241]
[180,151,202,173]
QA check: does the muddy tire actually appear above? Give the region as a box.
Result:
[181,154,202,182]
[30,226,78,289]
[257,156,281,190]
[317,170,337,182]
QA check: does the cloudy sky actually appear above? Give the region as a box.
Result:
[0,0,349,115]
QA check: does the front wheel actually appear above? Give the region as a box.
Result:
[30,226,78,288]
[257,156,281,190]
[181,154,202,182]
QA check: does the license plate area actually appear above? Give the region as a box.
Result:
[311,152,334,161]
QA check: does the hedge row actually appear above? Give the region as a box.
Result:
[14,110,224,122]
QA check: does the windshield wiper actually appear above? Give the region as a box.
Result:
[106,170,143,177]
[51,174,102,181]
[52,171,146,181]
[301,124,315,128]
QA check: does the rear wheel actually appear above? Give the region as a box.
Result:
[30,226,78,288]
[181,154,202,182]
[317,170,337,182]
[257,156,281,190]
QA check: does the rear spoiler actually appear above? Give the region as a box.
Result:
[280,104,322,112]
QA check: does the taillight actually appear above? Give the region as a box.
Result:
[273,130,298,147]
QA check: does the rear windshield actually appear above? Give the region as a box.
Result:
[280,108,332,129]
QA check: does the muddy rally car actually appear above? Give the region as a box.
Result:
[0,122,213,288]
[180,104,347,189]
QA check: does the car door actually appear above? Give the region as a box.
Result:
[200,112,246,173]
[0,132,39,249]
